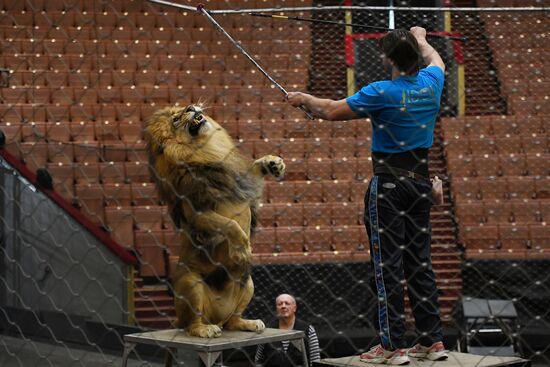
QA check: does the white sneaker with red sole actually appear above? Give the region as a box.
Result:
[408,341,449,361]
[359,344,410,365]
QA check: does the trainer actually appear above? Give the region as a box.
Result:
[287,26,447,365]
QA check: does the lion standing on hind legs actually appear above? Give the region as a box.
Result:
[145,104,285,362]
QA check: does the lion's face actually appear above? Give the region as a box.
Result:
[148,104,222,144]
[172,105,217,138]
[146,104,236,166]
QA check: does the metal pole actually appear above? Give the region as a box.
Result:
[207,6,549,14]
[248,12,467,41]
[388,0,395,30]
[196,4,314,120]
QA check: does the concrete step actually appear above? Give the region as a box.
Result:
[134,285,170,298]
[134,295,173,309]
[136,316,176,330]
[135,305,176,319]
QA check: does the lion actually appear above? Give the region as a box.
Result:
[144,104,285,344]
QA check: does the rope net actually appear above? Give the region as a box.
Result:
[0,0,549,365]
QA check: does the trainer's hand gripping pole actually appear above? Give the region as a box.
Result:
[196,4,314,120]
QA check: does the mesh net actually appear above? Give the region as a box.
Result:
[0,0,549,366]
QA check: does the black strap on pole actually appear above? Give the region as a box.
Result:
[250,12,467,42]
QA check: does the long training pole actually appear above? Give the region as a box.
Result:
[388,0,395,31]
[196,4,314,120]
[249,13,467,42]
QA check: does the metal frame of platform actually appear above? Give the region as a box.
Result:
[313,352,530,367]
[120,328,307,367]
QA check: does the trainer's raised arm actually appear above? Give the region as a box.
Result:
[286,92,356,121]
[410,26,445,72]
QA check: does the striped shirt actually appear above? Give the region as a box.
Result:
[255,325,321,366]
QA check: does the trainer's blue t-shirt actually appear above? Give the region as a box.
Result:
[346,65,445,153]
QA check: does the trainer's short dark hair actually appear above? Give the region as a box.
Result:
[379,29,421,74]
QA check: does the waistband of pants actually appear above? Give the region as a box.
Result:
[374,166,430,183]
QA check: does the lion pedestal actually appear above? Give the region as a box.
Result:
[314,353,530,367]
[121,328,307,367]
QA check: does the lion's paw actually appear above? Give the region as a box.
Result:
[227,318,265,333]
[249,319,266,332]
[229,246,252,266]
[187,324,222,338]
[258,155,285,178]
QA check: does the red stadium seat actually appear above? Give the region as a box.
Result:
[47,141,74,164]
[279,138,306,160]
[307,158,331,181]
[483,200,513,224]
[331,158,356,181]
[294,180,323,203]
[133,206,164,231]
[323,180,351,203]
[460,224,499,250]
[46,162,75,201]
[44,121,72,144]
[305,138,331,159]
[99,161,126,183]
[134,229,166,277]
[499,154,527,176]
[474,155,501,177]
[495,137,522,155]
[303,227,331,252]
[253,226,276,253]
[275,227,305,252]
[506,176,537,200]
[331,137,357,159]
[75,183,105,224]
[257,203,276,227]
[331,202,360,226]
[526,154,549,176]
[103,183,132,207]
[20,141,48,172]
[529,224,550,249]
[274,203,304,227]
[454,201,485,225]
[282,157,306,181]
[74,162,100,184]
[73,142,101,163]
[285,118,309,139]
[303,203,331,226]
[510,200,542,223]
[124,161,150,183]
[498,224,529,249]
[131,182,158,206]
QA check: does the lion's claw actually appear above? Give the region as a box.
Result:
[187,324,222,338]
[257,155,285,178]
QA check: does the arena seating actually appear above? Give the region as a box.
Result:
[442,6,549,260]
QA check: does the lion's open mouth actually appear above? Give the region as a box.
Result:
[188,113,206,136]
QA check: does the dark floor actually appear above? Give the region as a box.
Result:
[1,334,548,367]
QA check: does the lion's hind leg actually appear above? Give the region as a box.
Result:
[224,277,265,333]
[173,270,222,338]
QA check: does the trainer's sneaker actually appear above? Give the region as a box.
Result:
[359,344,410,365]
[408,341,448,361]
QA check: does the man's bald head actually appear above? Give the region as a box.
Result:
[276,294,296,305]
[276,294,297,320]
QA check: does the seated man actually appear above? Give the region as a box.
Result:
[255,294,321,367]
